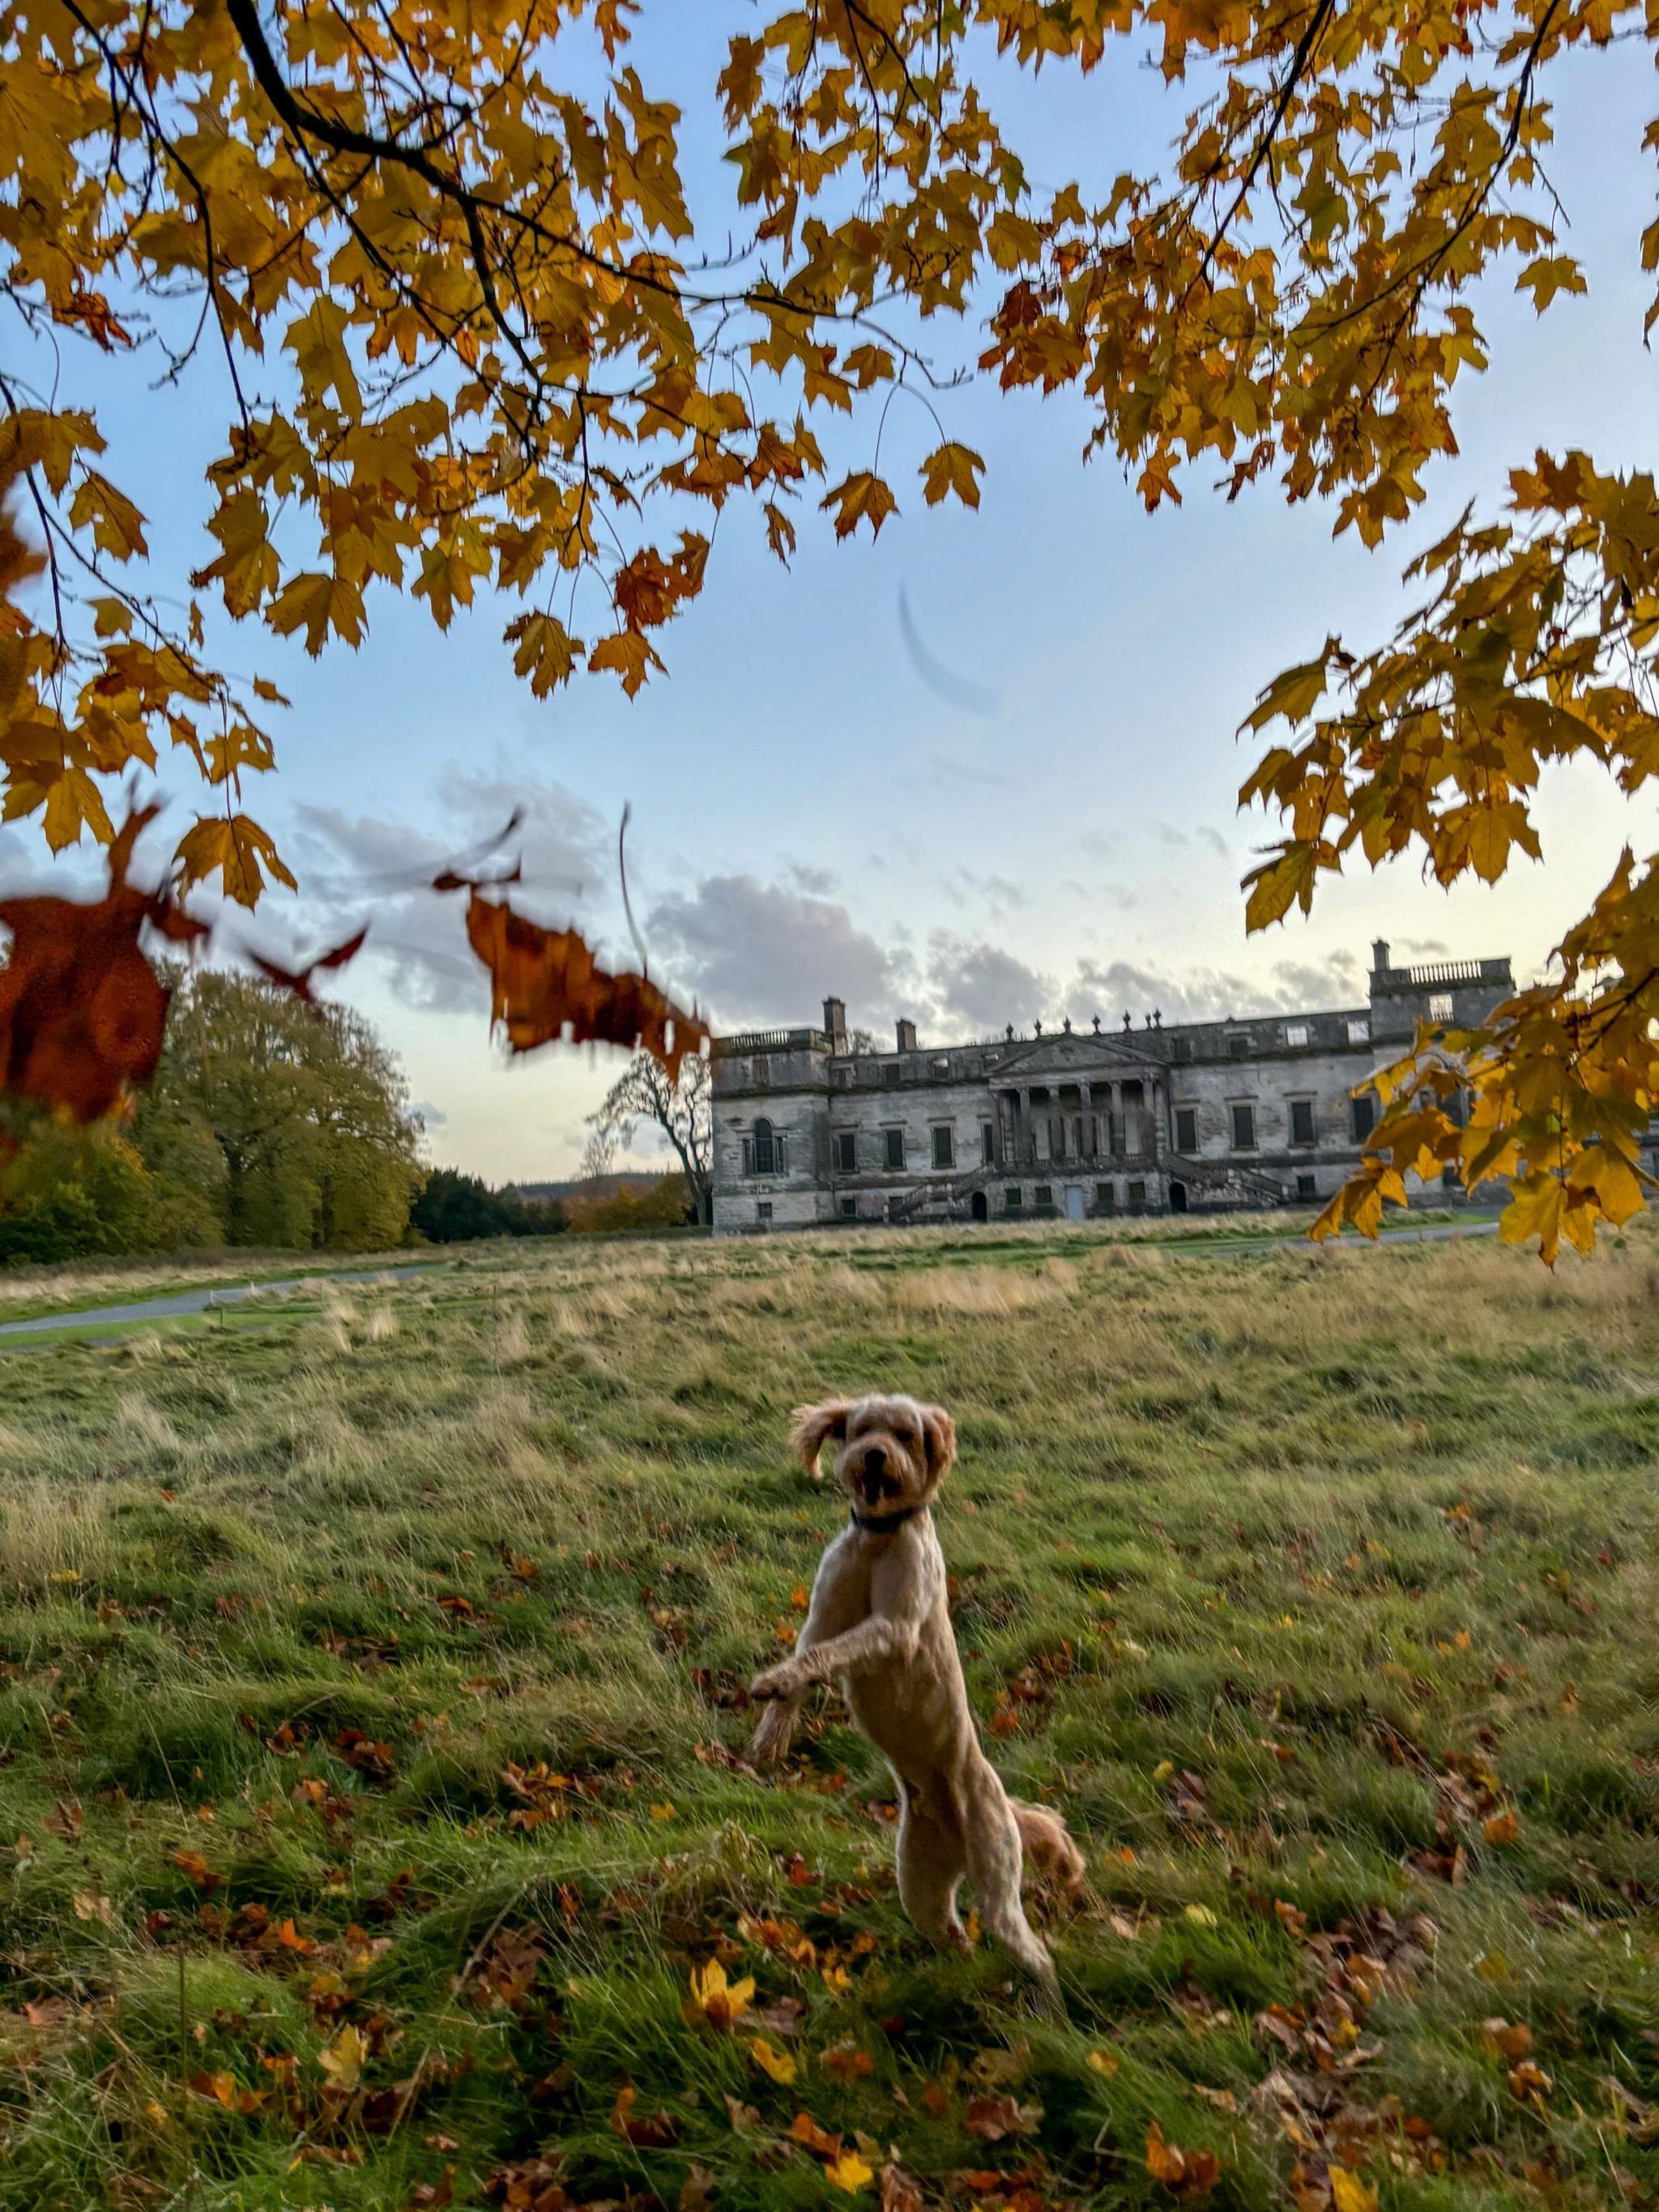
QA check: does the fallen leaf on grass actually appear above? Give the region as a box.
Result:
[879,2163,923,2212]
[1145,2121,1219,2197]
[679,2161,715,2212]
[789,2112,841,2158]
[1086,2050,1120,2077]
[1509,2060,1553,2103]
[965,2093,1042,2141]
[71,1889,114,1925]
[685,1956,754,2029]
[1480,2018,1533,2060]
[1328,2171,1379,2212]
[612,2084,680,2147]
[748,2035,797,2085]
[317,2022,367,2094]
[825,2149,874,2193]
[1482,1809,1520,1847]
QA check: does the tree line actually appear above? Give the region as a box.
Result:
[0,966,706,1266]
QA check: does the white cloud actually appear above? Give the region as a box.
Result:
[927,934,1049,1035]
[286,770,612,1014]
[646,873,905,1031]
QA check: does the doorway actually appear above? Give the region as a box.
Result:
[1064,1185,1086,1223]
[1170,1181,1188,1214]
[970,1190,989,1223]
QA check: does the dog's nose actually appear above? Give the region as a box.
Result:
[863,1445,888,1475]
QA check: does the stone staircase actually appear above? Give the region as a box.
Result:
[888,1159,1004,1223]
[1165,1152,1288,1208]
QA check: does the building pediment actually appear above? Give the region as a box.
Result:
[996,1031,1161,1081]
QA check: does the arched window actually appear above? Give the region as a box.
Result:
[753,1117,776,1175]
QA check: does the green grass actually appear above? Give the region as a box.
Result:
[2,1224,1657,2210]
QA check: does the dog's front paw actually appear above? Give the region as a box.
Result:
[751,1701,797,1765]
[750,1660,808,1703]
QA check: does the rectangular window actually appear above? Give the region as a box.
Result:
[1034,1184,1053,1208]
[1175,1107,1198,1152]
[757,1201,773,1222]
[882,1061,902,1087]
[1127,1179,1146,1213]
[1296,1172,1317,1199]
[1171,1036,1192,1062]
[1351,1093,1376,1143]
[884,1127,906,1171]
[1428,991,1455,1024]
[831,1065,852,1088]
[1285,1021,1310,1048]
[1094,1182,1115,1211]
[980,1121,995,1165]
[1073,1116,1085,1157]
[834,1130,856,1173]
[1346,1018,1370,1047]
[1231,1104,1256,1151]
[932,1125,955,1169]
[839,1196,858,1219]
[1228,1034,1251,1058]
[741,1137,753,1176]
[1004,1186,1022,1211]
[1290,1099,1316,1146]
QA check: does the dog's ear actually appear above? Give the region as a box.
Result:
[919,1404,957,1481]
[790,1399,852,1477]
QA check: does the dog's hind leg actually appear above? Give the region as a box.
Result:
[961,1766,1062,2013]
[896,1787,967,1951]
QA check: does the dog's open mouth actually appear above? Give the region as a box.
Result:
[858,1467,902,1503]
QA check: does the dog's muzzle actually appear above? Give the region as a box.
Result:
[859,1446,901,1502]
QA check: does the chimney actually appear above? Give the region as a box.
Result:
[822,995,847,1051]
[1371,938,1392,976]
[895,1018,917,1053]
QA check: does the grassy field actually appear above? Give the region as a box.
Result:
[2,1223,1657,2212]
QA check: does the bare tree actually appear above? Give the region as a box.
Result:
[584,1053,712,1225]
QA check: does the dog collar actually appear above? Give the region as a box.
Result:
[850,1503,923,1535]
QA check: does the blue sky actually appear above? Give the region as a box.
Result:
[6,19,1654,1181]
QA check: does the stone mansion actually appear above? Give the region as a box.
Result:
[709,940,1514,1234]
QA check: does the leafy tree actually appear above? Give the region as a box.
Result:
[412,1168,561,1241]
[0,1118,215,1265]
[585,1051,711,1224]
[1,0,1651,1253]
[136,969,423,1249]
[565,1172,691,1234]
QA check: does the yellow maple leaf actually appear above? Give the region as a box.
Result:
[267,571,367,656]
[67,470,147,562]
[1328,2171,1379,2212]
[316,2022,367,2094]
[824,2150,873,2193]
[174,813,298,907]
[687,1956,755,2028]
[820,472,897,540]
[1499,1172,1565,1266]
[505,612,582,698]
[748,2035,797,2083]
[285,297,363,417]
[919,442,984,509]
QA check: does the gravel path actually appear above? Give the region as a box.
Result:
[0,1264,435,1339]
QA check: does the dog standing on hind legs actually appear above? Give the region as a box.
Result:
[748,1393,1084,2012]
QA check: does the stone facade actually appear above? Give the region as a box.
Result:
[710,941,1515,1234]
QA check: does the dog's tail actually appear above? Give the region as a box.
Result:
[1008,1797,1086,1896]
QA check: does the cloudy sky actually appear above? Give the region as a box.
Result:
[6,21,1654,1182]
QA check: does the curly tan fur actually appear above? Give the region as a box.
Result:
[751,1392,1080,2009]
